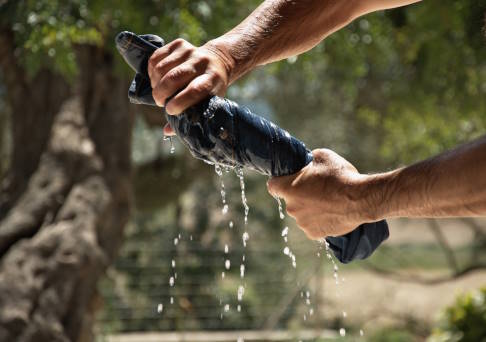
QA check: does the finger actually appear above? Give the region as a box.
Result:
[266,174,296,198]
[165,73,215,115]
[150,48,193,89]
[148,39,185,86]
[153,62,202,107]
[163,123,176,136]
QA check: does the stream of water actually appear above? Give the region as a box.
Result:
[158,137,357,339]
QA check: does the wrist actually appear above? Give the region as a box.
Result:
[356,171,398,222]
[206,32,257,84]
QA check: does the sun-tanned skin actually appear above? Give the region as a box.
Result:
[148,0,486,240]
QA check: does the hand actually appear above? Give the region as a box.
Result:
[148,38,234,135]
[267,149,377,239]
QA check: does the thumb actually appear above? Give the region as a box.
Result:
[266,174,295,198]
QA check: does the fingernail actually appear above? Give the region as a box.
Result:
[165,104,180,115]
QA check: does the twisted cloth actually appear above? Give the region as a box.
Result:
[116,31,389,263]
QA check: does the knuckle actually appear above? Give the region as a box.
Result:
[172,38,185,47]
[196,55,211,65]
[165,68,186,83]
[189,79,212,95]
[286,206,297,217]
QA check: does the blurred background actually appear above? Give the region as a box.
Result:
[1,1,486,341]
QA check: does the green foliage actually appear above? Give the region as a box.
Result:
[367,326,418,342]
[2,0,102,77]
[260,0,486,169]
[428,287,486,342]
[1,0,260,78]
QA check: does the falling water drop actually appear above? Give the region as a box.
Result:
[360,329,364,337]
[224,244,229,254]
[236,168,249,225]
[215,164,229,216]
[283,246,290,255]
[242,232,250,247]
[240,264,245,278]
[157,303,163,313]
[224,304,230,312]
[275,196,285,219]
[225,259,231,270]
[163,136,175,154]
[281,226,289,237]
[339,328,346,337]
[169,276,175,287]
[174,238,179,246]
[237,285,245,301]
[171,260,176,268]
[170,296,174,304]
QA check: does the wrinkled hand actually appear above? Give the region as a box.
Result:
[267,149,376,239]
[148,38,233,135]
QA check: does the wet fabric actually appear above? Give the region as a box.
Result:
[116,31,389,263]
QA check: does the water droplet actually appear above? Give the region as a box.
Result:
[171,260,176,268]
[224,304,230,312]
[237,305,241,312]
[283,247,290,255]
[342,311,347,318]
[190,235,193,241]
[309,308,314,316]
[221,272,225,279]
[174,238,179,246]
[157,303,163,313]
[214,164,223,177]
[339,328,346,337]
[164,136,175,154]
[236,168,249,225]
[306,291,310,298]
[222,204,228,215]
[281,226,289,237]
[169,277,175,287]
[225,259,230,270]
[237,285,245,301]
[275,196,285,219]
[229,221,234,229]
[170,296,174,304]
[242,232,249,247]
[240,264,245,278]
[360,329,364,336]
[224,244,229,254]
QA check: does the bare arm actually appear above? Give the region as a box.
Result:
[267,136,486,239]
[148,0,421,118]
[370,135,486,219]
[213,0,422,81]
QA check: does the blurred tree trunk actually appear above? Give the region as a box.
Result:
[0,29,132,342]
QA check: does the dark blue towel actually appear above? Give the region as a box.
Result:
[115,31,389,263]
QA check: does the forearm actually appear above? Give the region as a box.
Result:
[367,136,486,219]
[208,0,421,83]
